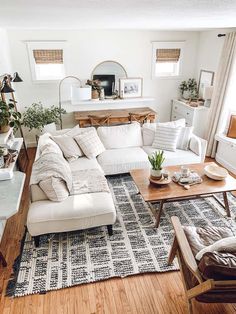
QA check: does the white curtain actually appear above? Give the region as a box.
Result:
[206,32,236,157]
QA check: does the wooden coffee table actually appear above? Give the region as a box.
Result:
[130,162,236,228]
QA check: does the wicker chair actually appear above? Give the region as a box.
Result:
[168,216,236,313]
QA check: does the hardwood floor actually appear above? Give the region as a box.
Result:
[0,149,236,314]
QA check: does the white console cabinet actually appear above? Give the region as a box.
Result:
[171,100,210,139]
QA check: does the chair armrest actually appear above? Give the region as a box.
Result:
[189,134,207,162]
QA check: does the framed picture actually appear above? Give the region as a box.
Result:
[119,77,143,99]
[198,70,214,99]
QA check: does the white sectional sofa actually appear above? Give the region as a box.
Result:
[27,121,207,245]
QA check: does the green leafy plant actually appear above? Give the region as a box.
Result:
[148,151,165,170]
[0,100,21,131]
[179,78,198,99]
[22,103,66,131]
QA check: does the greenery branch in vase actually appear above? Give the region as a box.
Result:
[0,100,21,134]
[148,150,165,180]
[86,79,103,100]
[22,103,66,133]
[179,78,198,100]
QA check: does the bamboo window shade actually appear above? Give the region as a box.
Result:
[33,49,63,64]
[156,48,181,63]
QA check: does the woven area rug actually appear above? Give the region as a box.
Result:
[7,174,236,297]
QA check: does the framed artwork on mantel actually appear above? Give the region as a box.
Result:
[119,77,143,99]
[198,69,214,99]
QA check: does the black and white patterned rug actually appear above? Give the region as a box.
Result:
[7,174,236,297]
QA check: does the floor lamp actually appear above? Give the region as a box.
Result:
[58,76,82,129]
[0,73,29,162]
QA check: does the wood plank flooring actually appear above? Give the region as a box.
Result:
[0,149,236,313]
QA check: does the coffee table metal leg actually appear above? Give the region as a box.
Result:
[155,200,165,228]
[223,192,231,217]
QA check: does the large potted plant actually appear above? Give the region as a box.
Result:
[179,78,198,100]
[22,103,66,133]
[148,150,165,180]
[0,100,21,134]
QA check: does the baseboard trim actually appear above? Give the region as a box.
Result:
[215,154,236,175]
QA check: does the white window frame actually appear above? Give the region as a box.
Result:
[26,41,68,83]
[151,41,185,79]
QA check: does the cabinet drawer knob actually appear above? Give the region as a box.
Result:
[175,106,177,109]
[186,112,189,115]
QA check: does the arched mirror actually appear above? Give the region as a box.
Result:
[91,60,127,98]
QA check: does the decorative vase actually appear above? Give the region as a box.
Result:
[0,156,4,168]
[99,88,105,100]
[150,169,162,180]
[42,122,57,135]
[92,89,99,100]
[0,125,10,134]
[183,91,191,100]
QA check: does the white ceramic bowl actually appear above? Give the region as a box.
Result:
[204,164,228,180]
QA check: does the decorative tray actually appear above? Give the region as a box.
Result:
[149,176,172,185]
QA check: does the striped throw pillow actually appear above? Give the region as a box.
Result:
[177,126,193,150]
[152,125,181,151]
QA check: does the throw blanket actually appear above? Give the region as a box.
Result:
[30,152,73,192]
[70,169,109,195]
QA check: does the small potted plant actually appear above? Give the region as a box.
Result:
[86,79,103,100]
[0,100,21,133]
[22,103,66,133]
[179,78,198,100]
[148,150,165,180]
[0,147,4,168]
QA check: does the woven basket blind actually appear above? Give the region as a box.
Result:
[156,48,181,63]
[33,49,63,64]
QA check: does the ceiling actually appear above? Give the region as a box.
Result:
[0,0,236,30]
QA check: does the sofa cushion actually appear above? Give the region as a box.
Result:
[152,125,181,151]
[27,192,116,236]
[51,134,83,161]
[39,177,69,202]
[97,147,149,175]
[97,122,143,149]
[69,156,104,173]
[74,128,105,159]
[142,119,186,146]
[38,133,63,157]
[142,146,201,166]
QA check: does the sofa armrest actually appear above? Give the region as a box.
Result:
[189,134,207,163]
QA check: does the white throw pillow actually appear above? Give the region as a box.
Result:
[97,122,143,149]
[74,129,105,159]
[51,134,83,161]
[39,177,69,202]
[189,134,201,156]
[39,133,63,157]
[142,119,186,146]
[152,125,181,151]
[195,236,236,261]
[177,127,193,150]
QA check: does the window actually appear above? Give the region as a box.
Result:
[152,42,185,78]
[27,41,67,81]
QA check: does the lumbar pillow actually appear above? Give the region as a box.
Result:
[74,128,105,159]
[39,177,69,202]
[51,134,83,161]
[177,126,193,150]
[97,122,143,149]
[152,125,181,151]
[195,236,236,261]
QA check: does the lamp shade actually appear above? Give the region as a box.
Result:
[12,72,23,82]
[0,81,15,93]
[71,85,91,104]
[203,86,213,100]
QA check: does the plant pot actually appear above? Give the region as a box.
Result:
[0,156,4,168]
[150,169,162,180]
[42,122,57,135]
[183,91,191,100]
[0,125,10,134]
[92,89,99,100]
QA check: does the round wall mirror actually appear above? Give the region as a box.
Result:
[91,60,127,97]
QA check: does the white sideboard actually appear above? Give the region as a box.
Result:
[171,100,210,139]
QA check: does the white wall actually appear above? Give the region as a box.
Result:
[0,28,12,76]
[7,29,199,145]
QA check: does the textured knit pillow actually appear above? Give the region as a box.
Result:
[39,177,69,202]
[51,134,83,161]
[152,125,181,151]
[177,126,193,150]
[74,129,105,159]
